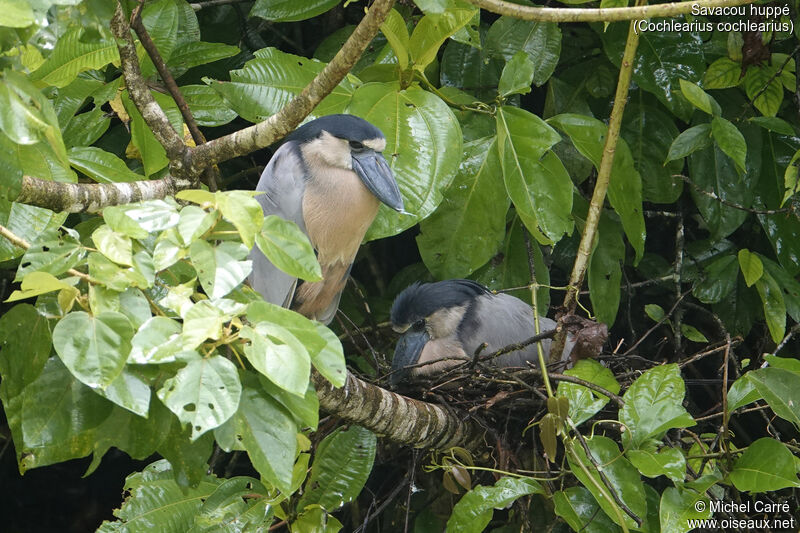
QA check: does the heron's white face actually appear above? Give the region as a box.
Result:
[301,131,387,171]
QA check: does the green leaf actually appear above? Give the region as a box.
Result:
[347,83,463,240]
[743,64,783,117]
[619,364,695,447]
[496,106,571,242]
[0,0,34,27]
[659,486,711,533]
[737,248,763,287]
[299,426,377,511]
[440,36,504,102]
[250,0,338,22]
[293,506,342,532]
[692,254,738,304]
[665,123,712,162]
[711,117,747,173]
[157,354,242,440]
[730,438,800,492]
[167,41,239,71]
[417,137,507,279]
[447,477,542,533]
[748,116,795,136]
[180,300,228,348]
[409,8,476,71]
[209,48,358,123]
[239,322,310,397]
[216,190,263,249]
[255,215,322,281]
[52,311,133,389]
[380,9,410,70]
[703,57,741,89]
[62,106,109,149]
[190,240,252,299]
[680,323,709,343]
[68,147,144,183]
[498,51,535,97]
[228,379,297,494]
[5,271,75,302]
[312,324,346,387]
[549,114,644,261]
[744,368,800,430]
[485,17,560,86]
[727,375,761,412]
[554,487,622,533]
[130,316,184,364]
[101,460,221,531]
[191,476,273,530]
[601,24,704,121]
[755,272,786,343]
[679,78,714,115]
[92,224,133,266]
[588,215,624,325]
[621,103,683,204]
[122,91,168,177]
[627,445,686,482]
[180,85,237,127]
[98,368,151,417]
[567,436,646,530]
[645,303,665,322]
[30,27,119,87]
[259,376,318,431]
[558,359,620,426]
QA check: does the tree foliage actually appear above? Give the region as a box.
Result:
[1,0,800,531]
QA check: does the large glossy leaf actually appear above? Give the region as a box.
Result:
[558,359,620,426]
[298,426,377,512]
[156,354,242,440]
[250,0,338,22]
[380,9,410,70]
[711,117,747,173]
[447,476,542,533]
[588,214,624,325]
[743,64,784,117]
[122,92,168,177]
[485,17,560,86]
[255,215,322,281]
[347,83,462,240]
[408,7,476,71]
[549,113,645,261]
[627,443,686,482]
[227,379,297,494]
[52,311,134,390]
[729,438,800,492]
[312,324,346,387]
[440,33,503,102]
[567,436,646,530]
[554,487,622,533]
[209,48,358,123]
[166,41,239,71]
[498,51,535,97]
[692,254,738,304]
[17,357,114,472]
[619,364,695,447]
[138,0,180,77]
[601,24,705,121]
[621,104,683,203]
[100,460,221,532]
[659,486,712,533]
[496,106,571,243]
[30,27,118,88]
[417,137,507,279]
[68,146,145,183]
[744,367,800,430]
[180,85,237,127]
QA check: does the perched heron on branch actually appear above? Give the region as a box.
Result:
[389,280,578,385]
[249,114,404,324]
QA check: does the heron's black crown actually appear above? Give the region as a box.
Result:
[390,279,490,327]
[288,114,385,144]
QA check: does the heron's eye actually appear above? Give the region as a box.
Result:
[349,140,365,151]
[412,319,425,331]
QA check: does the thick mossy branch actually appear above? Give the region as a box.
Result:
[467,0,753,22]
[313,371,484,450]
[16,175,188,213]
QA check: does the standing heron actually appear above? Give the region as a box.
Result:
[249,114,404,324]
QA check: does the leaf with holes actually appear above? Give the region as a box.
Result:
[157,354,241,440]
[190,240,252,300]
[239,322,310,397]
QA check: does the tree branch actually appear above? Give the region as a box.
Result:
[467,0,753,22]
[313,370,484,450]
[111,2,189,175]
[16,175,189,213]
[189,0,397,172]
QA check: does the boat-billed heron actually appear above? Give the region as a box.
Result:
[389,280,577,385]
[249,114,404,324]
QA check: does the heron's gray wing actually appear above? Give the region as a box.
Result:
[249,141,309,307]
[459,293,560,367]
